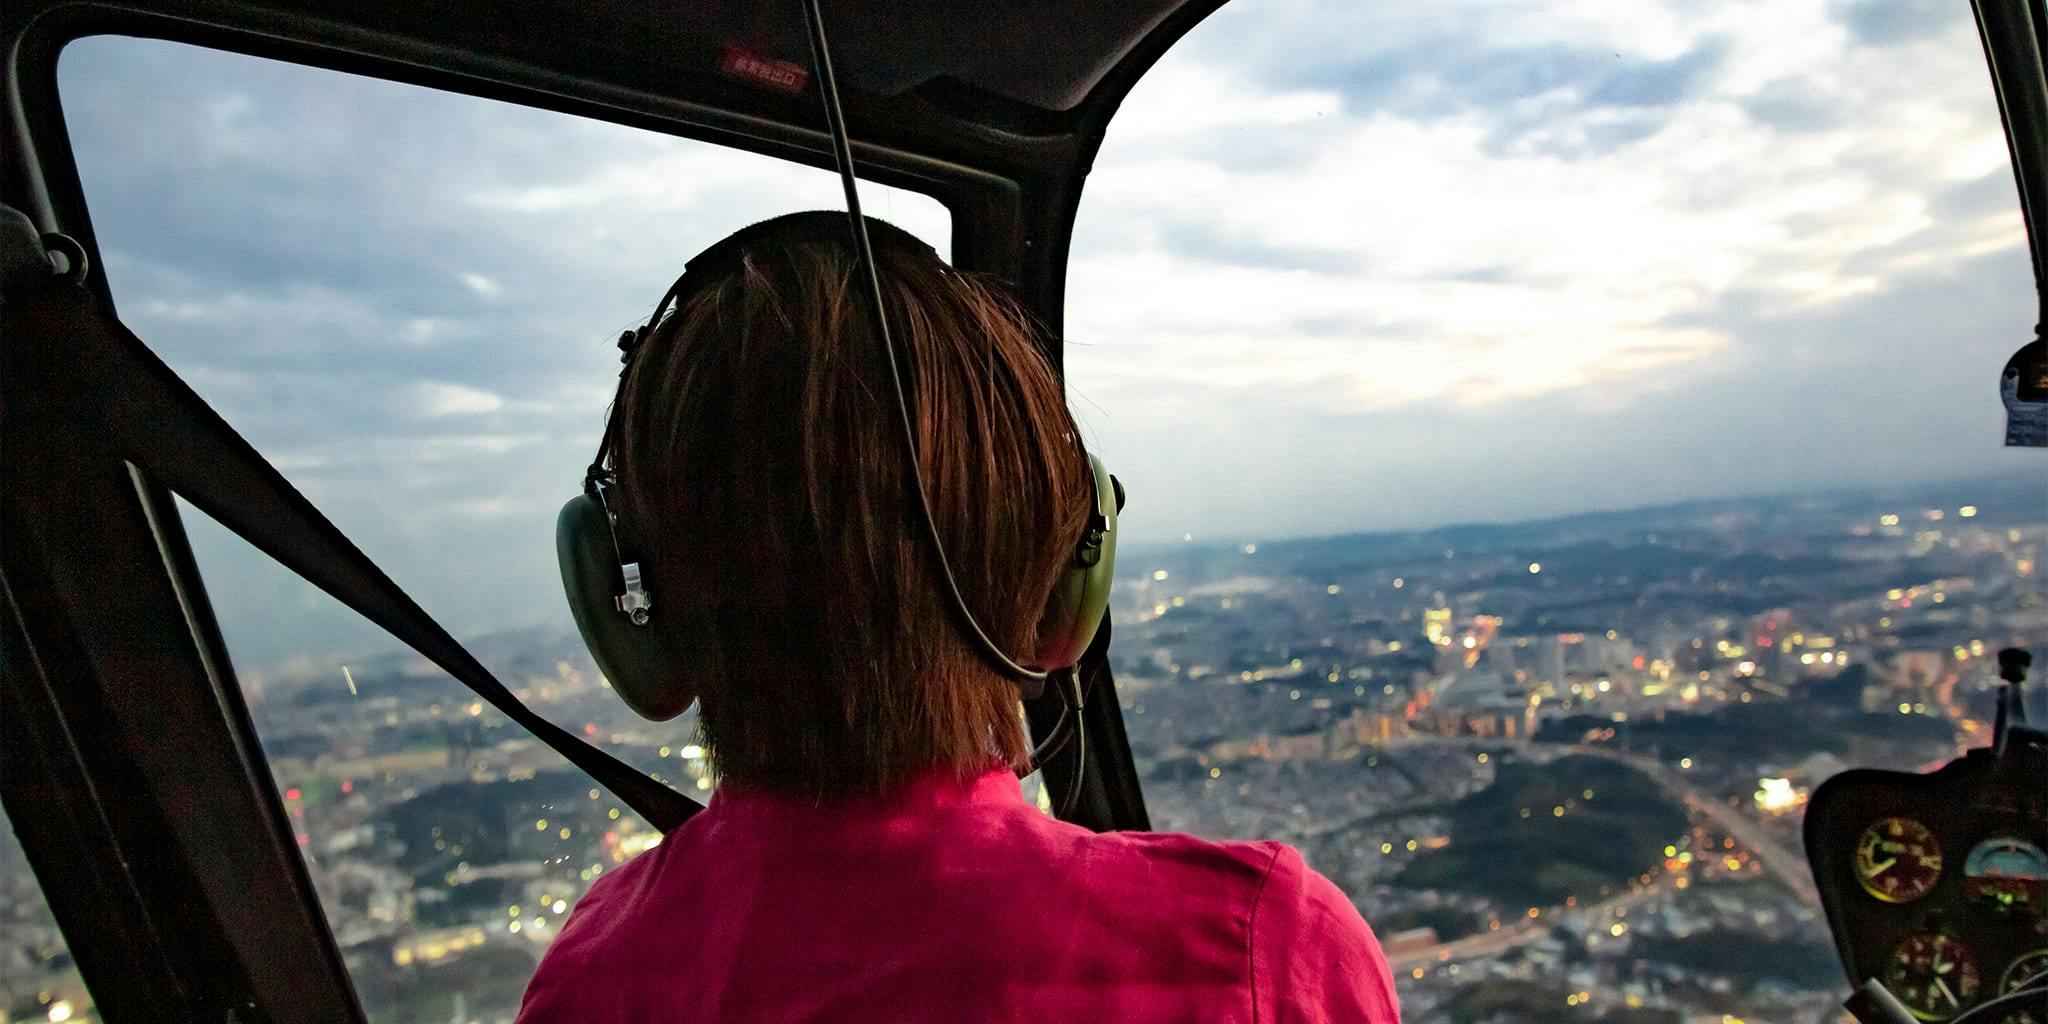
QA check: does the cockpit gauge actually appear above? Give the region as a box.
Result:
[1859,817,1945,904]
[2000,950,2048,1024]
[1966,837,2048,912]
[1887,932,1982,1021]
[2002,949,2048,994]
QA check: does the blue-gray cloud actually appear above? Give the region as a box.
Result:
[1832,0,1957,46]
[1739,77,1844,134]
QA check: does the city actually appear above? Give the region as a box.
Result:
[3,472,2042,1024]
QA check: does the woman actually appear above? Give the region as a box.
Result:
[516,214,1401,1023]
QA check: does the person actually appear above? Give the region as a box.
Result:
[515,214,1402,1024]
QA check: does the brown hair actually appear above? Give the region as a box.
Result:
[611,227,1091,800]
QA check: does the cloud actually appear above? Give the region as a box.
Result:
[1066,0,2025,544]
[1831,0,1956,46]
[413,381,506,417]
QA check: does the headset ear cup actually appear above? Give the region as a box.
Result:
[556,494,706,721]
[1037,453,1119,670]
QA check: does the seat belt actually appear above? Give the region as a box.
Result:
[0,207,701,832]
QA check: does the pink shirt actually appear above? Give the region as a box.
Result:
[516,767,1401,1023]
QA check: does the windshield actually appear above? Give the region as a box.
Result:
[14,2,2047,1023]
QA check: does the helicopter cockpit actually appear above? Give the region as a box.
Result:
[2,0,2046,1022]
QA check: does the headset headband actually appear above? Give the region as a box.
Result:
[588,211,938,496]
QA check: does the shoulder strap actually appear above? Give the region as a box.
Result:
[2,244,700,832]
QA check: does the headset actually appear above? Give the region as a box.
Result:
[555,209,1119,701]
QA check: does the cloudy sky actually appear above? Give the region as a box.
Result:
[55,0,2040,668]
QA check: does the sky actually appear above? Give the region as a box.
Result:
[54,0,2043,668]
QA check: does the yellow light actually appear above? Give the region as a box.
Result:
[1880,514,1900,527]
[1528,562,1541,574]
[553,899,568,914]
[1961,506,1979,518]
[681,744,704,759]
[1209,767,1221,778]
[1664,845,1677,857]
[1392,577,1404,588]
[47,1001,74,1023]
[1679,758,1693,769]
[1381,842,1393,854]
[608,808,621,820]
[1152,569,1169,581]
[1899,703,1912,714]
[1477,753,1488,763]
[658,746,670,757]
[1405,839,1418,851]
[535,818,547,831]
[1327,584,1341,595]
[1609,923,1627,936]
[1553,806,1565,817]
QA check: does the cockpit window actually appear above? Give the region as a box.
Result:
[1067,0,2046,1019]
[1,814,92,1023]
[51,35,949,1022]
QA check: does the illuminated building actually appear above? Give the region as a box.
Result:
[1424,607,1453,647]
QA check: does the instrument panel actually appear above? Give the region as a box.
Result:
[1808,747,2048,1022]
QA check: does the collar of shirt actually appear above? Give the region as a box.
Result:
[703,764,1026,822]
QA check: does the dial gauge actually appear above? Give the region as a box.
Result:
[1965,837,2048,912]
[2001,949,2048,994]
[2001,950,2048,1024]
[1886,932,1981,1021]
[1858,817,1944,904]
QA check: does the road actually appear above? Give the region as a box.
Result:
[1573,745,1820,907]
[1389,875,1671,971]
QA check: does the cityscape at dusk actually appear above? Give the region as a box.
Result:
[6,473,2040,1023]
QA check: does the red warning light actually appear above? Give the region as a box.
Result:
[284,787,301,801]
[720,45,808,94]
[341,780,353,794]
[583,723,598,736]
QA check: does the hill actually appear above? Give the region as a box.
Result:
[1395,755,1687,908]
